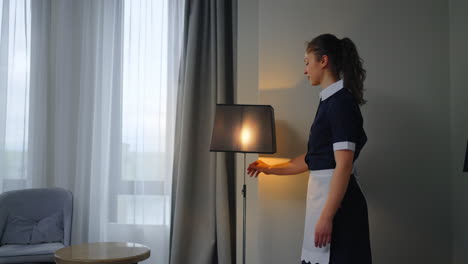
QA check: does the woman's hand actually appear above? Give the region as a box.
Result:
[314,216,333,248]
[247,160,272,177]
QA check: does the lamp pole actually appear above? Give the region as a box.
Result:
[242,152,247,264]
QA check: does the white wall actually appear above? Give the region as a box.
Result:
[450,0,468,263]
[236,0,260,263]
[238,0,453,263]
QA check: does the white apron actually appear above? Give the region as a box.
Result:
[301,168,356,264]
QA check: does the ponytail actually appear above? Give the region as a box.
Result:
[341,37,366,105]
[306,34,367,105]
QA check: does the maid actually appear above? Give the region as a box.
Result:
[248,33,372,264]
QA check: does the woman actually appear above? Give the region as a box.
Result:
[247,33,372,264]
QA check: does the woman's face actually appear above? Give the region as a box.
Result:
[304,52,324,86]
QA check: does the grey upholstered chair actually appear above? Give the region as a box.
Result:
[0,188,73,264]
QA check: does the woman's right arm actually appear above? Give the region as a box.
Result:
[247,153,309,177]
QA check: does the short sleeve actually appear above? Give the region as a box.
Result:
[327,98,361,152]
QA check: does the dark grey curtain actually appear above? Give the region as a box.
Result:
[169,0,237,264]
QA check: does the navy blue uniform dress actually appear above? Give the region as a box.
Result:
[301,79,372,264]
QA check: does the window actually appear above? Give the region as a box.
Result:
[111,0,171,226]
[0,0,31,191]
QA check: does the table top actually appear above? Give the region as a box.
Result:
[55,242,151,264]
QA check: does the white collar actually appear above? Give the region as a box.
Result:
[319,79,344,101]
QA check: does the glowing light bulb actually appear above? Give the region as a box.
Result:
[241,126,251,146]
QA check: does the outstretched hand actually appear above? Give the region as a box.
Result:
[247,159,272,177]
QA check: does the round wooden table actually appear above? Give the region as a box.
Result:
[55,242,151,264]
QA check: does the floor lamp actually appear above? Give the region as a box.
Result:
[210,104,277,264]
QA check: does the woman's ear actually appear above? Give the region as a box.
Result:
[320,54,329,69]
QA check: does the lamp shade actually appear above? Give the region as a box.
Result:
[464,138,468,172]
[210,104,276,154]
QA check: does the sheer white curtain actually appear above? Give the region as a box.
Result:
[0,1,183,264]
[0,0,31,192]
